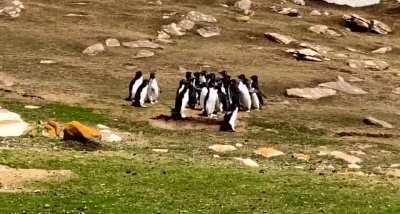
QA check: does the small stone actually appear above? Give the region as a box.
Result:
[235,15,251,22]
[234,158,259,168]
[235,143,244,148]
[197,26,221,38]
[157,31,171,39]
[178,19,195,31]
[293,153,310,161]
[24,105,41,109]
[292,0,305,6]
[390,164,400,168]
[392,88,400,95]
[40,60,58,64]
[186,11,217,23]
[310,10,321,16]
[213,154,220,158]
[234,0,252,12]
[347,59,389,71]
[350,150,366,156]
[330,151,362,164]
[254,147,285,158]
[209,144,237,153]
[318,76,368,95]
[363,116,394,129]
[348,164,361,169]
[152,149,169,153]
[105,38,121,47]
[264,32,297,45]
[162,23,186,36]
[133,50,155,59]
[122,40,163,49]
[371,46,392,54]
[82,43,105,56]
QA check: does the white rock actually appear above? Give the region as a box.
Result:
[330,151,362,164]
[24,105,41,109]
[308,25,341,36]
[234,0,252,14]
[348,164,361,169]
[96,124,110,129]
[197,26,221,38]
[186,11,217,23]
[105,38,121,47]
[0,109,29,137]
[100,129,122,143]
[153,149,169,153]
[292,0,305,6]
[310,10,322,16]
[162,23,186,36]
[350,150,366,156]
[209,144,237,153]
[0,0,24,18]
[82,43,105,56]
[278,8,300,17]
[290,48,324,61]
[363,116,394,129]
[299,42,332,55]
[178,19,195,31]
[157,31,171,39]
[254,147,285,158]
[133,50,155,59]
[322,0,380,7]
[264,32,297,45]
[234,158,259,168]
[286,87,337,99]
[122,40,163,49]
[40,60,58,64]
[371,46,392,54]
[319,76,368,95]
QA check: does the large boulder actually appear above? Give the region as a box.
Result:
[0,109,29,137]
[0,0,24,18]
[63,121,101,143]
[321,0,380,7]
[286,87,337,99]
[319,76,368,95]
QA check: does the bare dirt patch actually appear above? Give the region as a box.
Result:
[0,165,77,193]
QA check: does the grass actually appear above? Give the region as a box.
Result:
[0,149,400,214]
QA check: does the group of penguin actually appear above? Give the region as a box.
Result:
[172,70,265,132]
[125,71,160,107]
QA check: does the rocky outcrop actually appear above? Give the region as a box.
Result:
[286,88,337,99]
[319,76,368,95]
[363,117,394,129]
[343,14,392,34]
[0,0,24,18]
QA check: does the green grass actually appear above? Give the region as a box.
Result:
[0,149,400,214]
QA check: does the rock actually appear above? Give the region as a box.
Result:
[386,169,400,178]
[63,121,101,143]
[197,26,221,38]
[235,143,244,148]
[330,151,362,164]
[213,154,220,158]
[347,76,364,82]
[234,0,252,12]
[99,129,122,143]
[254,147,285,158]
[322,0,380,7]
[286,87,337,99]
[178,19,195,31]
[370,19,392,34]
[133,50,155,59]
[318,76,368,95]
[390,164,400,168]
[371,46,392,54]
[345,47,364,53]
[42,121,61,138]
[209,144,237,153]
[350,150,366,156]
[292,0,305,6]
[234,158,259,168]
[363,116,394,129]
[347,59,389,71]
[343,14,391,34]
[40,60,58,64]
[186,11,217,23]
[278,8,300,17]
[24,105,41,109]
[0,109,29,137]
[299,42,332,55]
[264,32,297,45]
[152,149,169,153]
[82,43,105,56]
[288,48,324,61]
[0,0,24,18]
[157,31,171,39]
[308,25,341,36]
[105,38,121,47]
[162,23,186,36]
[235,15,251,22]
[392,88,400,95]
[348,164,361,169]
[293,153,310,161]
[122,40,163,49]
[310,10,322,16]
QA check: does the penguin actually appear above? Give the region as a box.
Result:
[238,74,252,112]
[203,81,219,117]
[185,72,197,109]
[133,79,149,107]
[147,72,160,104]
[199,70,207,84]
[126,71,143,101]
[172,80,189,119]
[199,83,208,110]
[250,75,265,107]
[220,80,240,132]
[216,80,230,113]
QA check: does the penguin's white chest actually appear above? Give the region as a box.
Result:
[131,77,143,98]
